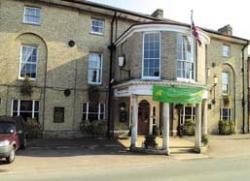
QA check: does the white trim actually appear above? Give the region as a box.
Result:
[11,100,14,116]
[23,6,41,25]
[115,24,210,47]
[90,18,104,35]
[142,32,161,80]
[32,100,35,119]
[176,34,196,82]
[17,100,21,116]
[19,45,38,80]
[12,99,39,118]
[88,53,103,85]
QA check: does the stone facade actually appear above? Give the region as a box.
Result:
[113,24,248,135]
[0,0,248,138]
[0,0,141,137]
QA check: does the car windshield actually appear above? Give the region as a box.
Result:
[0,122,16,134]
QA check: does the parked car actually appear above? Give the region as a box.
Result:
[0,116,26,164]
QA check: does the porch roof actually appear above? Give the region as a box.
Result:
[113,79,207,89]
[113,80,208,99]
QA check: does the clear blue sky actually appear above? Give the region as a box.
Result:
[89,0,250,39]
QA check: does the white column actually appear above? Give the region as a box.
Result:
[202,100,208,135]
[130,95,138,149]
[162,103,170,155]
[195,103,202,153]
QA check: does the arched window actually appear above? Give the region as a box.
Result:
[222,72,229,95]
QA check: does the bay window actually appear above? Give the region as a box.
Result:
[143,32,160,79]
[177,35,195,81]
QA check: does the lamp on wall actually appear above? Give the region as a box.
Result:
[211,75,218,105]
[118,55,131,79]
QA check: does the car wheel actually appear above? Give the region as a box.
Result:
[6,148,15,164]
[20,138,27,150]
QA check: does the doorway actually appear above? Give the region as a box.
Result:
[138,100,150,135]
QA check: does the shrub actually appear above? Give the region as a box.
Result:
[24,118,43,139]
[143,135,158,149]
[80,120,107,137]
[202,134,209,145]
[152,125,160,136]
[20,77,33,96]
[218,120,235,135]
[183,119,195,136]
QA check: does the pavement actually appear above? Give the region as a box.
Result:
[1,134,250,180]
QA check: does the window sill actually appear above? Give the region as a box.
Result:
[89,32,104,36]
[177,78,196,83]
[141,77,161,81]
[88,82,102,86]
[22,21,41,26]
[18,77,36,81]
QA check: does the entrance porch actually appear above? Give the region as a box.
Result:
[113,80,208,155]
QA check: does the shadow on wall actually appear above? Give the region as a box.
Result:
[0,32,110,134]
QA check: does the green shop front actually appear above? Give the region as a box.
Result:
[112,80,208,154]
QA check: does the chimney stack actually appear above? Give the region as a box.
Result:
[151,9,164,19]
[218,25,233,36]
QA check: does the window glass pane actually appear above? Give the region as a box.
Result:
[88,114,98,122]
[88,53,102,84]
[20,46,38,79]
[35,101,39,111]
[20,101,33,111]
[13,100,18,112]
[143,33,160,78]
[222,72,229,93]
[177,35,194,80]
[91,19,104,34]
[24,7,41,24]
[89,103,98,113]
[223,45,230,57]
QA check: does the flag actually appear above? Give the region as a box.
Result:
[191,10,202,46]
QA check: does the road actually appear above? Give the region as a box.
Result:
[1,153,250,181]
[1,135,250,181]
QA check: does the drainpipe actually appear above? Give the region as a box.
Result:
[107,12,117,138]
[241,40,249,133]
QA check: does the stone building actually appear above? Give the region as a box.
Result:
[0,0,248,146]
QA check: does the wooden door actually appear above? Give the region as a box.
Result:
[138,100,150,135]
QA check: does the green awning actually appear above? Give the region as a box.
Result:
[153,85,204,104]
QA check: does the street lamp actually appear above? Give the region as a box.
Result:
[211,75,218,105]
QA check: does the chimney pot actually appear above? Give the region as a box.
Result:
[218,25,233,36]
[151,9,164,19]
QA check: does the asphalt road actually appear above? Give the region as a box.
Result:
[1,154,250,181]
[2,135,250,181]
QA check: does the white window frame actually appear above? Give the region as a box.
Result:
[222,44,230,57]
[23,6,41,25]
[220,108,231,121]
[90,18,104,35]
[83,102,105,121]
[88,53,103,85]
[176,34,195,83]
[142,32,161,80]
[19,45,38,80]
[11,100,39,119]
[180,105,196,125]
[222,72,229,95]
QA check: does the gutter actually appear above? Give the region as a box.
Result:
[62,0,158,21]
[107,12,117,138]
[241,40,249,133]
